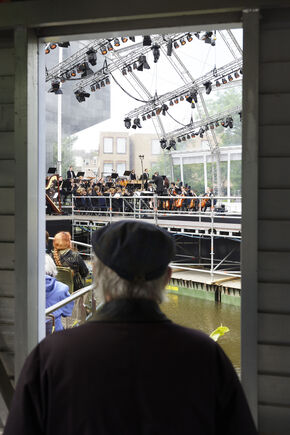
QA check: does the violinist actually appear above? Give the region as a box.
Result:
[202,187,214,212]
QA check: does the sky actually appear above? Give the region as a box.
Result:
[62,29,243,152]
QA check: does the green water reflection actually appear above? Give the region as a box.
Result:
[161,293,241,375]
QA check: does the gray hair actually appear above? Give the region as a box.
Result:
[92,255,168,303]
[45,254,57,277]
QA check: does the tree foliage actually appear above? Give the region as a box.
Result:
[52,135,78,177]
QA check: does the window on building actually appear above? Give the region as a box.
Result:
[116,162,126,176]
[151,139,160,155]
[103,137,113,153]
[117,137,126,154]
[103,163,113,176]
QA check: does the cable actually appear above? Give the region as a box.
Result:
[167,111,189,127]
[110,71,152,104]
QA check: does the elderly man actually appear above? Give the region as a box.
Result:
[4,221,257,435]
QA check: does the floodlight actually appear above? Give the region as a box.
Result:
[124,117,131,129]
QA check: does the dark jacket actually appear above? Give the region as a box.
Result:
[4,299,257,435]
[53,249,89,291]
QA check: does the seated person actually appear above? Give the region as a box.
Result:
[45,254,74,332]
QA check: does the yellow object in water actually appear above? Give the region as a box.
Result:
[210,325,230,342]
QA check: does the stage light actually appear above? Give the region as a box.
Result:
[143,35,152,46]
[133,62,137,70]
[167,139,176,150]
[222,77,227,84]
[174,41,179,49]
[65,72,71,79]
[71,70,76,77]
[191,102,195,109]
[191,133,195,138]
[192,91,198,103]
[78,61,94,78]
[49,81,63,95]
[124,117,131,129]
[152,44,160,63]
[58,42,70,48]
[74,90,90,102]
[228,74,233,82]
[60,76,66,83]
[178,137,181,143]
[180,38,186,46]
[215,121,219,127]
[187,134,190,139]
[234,71,240,79]
[86,49,97,66]
[205,125,209,131]
[137,55,150,71]
[210,123,214,129]
[95,83,100,90]
[50,42,57,50]
[122,68,127,75]
[180,96,184,101]
[45,47,50,54]
[127,65,132,73]
[216,80,221,87]
[161,104,168,116]
[90,84,96,92]
[129,36,135,42]
[202,32,213,44]
[147,114,151,119]
[160,138,167,149]
[101,46,107,55]
[151,111,156,117]
[199,127,205,138]
[187,33,193,42]
[121,37,128,43]
[142,115,146,121]
[105,77,110,85]
[114,38,120,47]
[182,136,186,141]
[156,107,162,115]
[240,68,243,74]
[107,43,113,51]
[228,116,234,128]
[203,81,212,95]
[174,98,179,104]
[221,120,226,127]
[194,32,200,39]
[169,100,174,106]
[101,80,105,87]
[167,40,173,56]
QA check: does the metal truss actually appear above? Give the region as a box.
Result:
[164,105,242,140]
[125,57,242,119]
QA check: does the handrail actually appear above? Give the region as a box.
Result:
[45,284,94,315]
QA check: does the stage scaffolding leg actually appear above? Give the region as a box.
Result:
[210,201,214,282]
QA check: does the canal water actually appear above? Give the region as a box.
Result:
[161,293,241,375]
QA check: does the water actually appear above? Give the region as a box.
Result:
[161,293,241,375]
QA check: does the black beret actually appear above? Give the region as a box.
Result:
[92,220,175,281]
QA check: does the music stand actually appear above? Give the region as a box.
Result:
[111,173,118,179]
[123,170,131,176]
[76,172,85,177]
[48,167,56,174]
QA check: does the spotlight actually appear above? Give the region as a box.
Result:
[156,107,162,115]
[133,62,137,70]
[191,102,195,109]
[180,38,186,46]
[240,68,243,74]
[49,81,62,94]
[178,138,181,143]
[78,62,94,78]
[151,111,156,117]
[152,44,160,63]
[167,139,176,150]
[216,80,221,87]
[198,127,205,138]
[167,40,173,56]
[101,46,107,55]
[228,116,234,128]
[221,120,226,127]
[187,33,193,42]
[50,42,57,50]
[174,98,179,104]
[147,114,151,119]
[90,84,96,92]
[101,80,105,87]
[58,42,70,48]
[105,77,110,85]
[65,72,71,79]
[192,91,198,103]
[86,49,97,66]
[122,68,127,75]
[182,136,186,141]
[71,70,76,77]
[194,32,200,39]
[186,91,198,104]
[205,125,209,131]
[180,96,184,101]
[160,138,167,149]
[121,37,128,43]
[60,76,66,83]
[174,41,179,49]
[142,115,146,121]
[95,83,100,90]
[133,118,142,128]
[45,47,50,54]
[203,81,212,95]
[161,104,168,116]
[137,55,150,71]
[107,43,113,51]
[129,36,136,42]
[114,38,120,47]
[127,65,132,73]
[169,100,174,106]
[234,71,240,79]
[187,134,190,139]
[210,123,214,129]
[143,35,152,46]
[191,133,195,138]
[228,74,233,82]
[202,31,213,44]
[124,117,131,129]
[74,89,90,102]
[222,77,227,84]
[215,121,219,127]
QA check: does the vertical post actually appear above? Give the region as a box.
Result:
[242,9,259,425]
[109,195,112,222]
[180,156,184,183]
[227,151,231,205]
[203,154,208,191]
[153,194,158,225]
[15,28,45,378]
[210,202,214,282]
[57,48,63,176]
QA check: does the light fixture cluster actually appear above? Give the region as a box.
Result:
[45,41,70,54]
[214,68,243,89]
[124,117,142,129]
[160,138,177,151]
[194,31,216,46]
[166,33,193,56]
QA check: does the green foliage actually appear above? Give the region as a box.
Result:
[52,135,78,177]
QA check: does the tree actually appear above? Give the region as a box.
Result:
[52,135,78,177]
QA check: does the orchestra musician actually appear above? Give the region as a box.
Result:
[129,169,136,181]
[67,166,76,180]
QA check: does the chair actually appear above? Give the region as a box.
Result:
[56,266,74,294]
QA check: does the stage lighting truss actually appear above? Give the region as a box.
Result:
[162,105,242,143]
[125,57,242,121]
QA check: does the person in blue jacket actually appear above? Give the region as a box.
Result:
[45,254,74,332]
